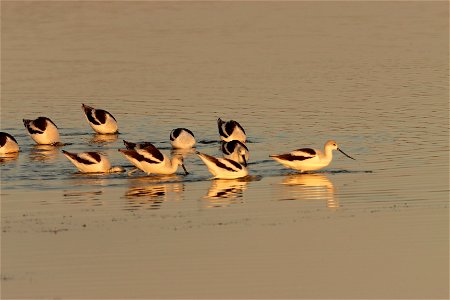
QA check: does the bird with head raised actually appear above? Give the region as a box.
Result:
[62,150,124,173]
[23,116,60,145]
[270,140,355,172]
[82,103,118,134]
[119,140,189,175]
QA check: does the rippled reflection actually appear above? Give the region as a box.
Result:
[89,133,118,144]
[203,179,249,208]
[124,178,185,210]
[0,152,19,163]
[170,148,196,159]
[280,173,339,208]
[29,145,59,161]
[63,190,104,206]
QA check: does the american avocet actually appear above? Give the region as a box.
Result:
[23,117,60,145]
[196,151,248,179]
[0,132,20,154]
[217,118,246,143]
[170,128,196,149]
[119,140,189,175]
[221,140,249,166]
[270,140,355,172]
[82,104,118,134]
[62,150,124,173]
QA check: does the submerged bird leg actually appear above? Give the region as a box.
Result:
[127,167,140,176]
[181,164,189,175]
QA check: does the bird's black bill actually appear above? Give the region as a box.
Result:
[242,156,248,167]
[181,164,189,175]
[338,148,355,160]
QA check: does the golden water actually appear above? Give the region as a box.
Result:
[1,2,448,298]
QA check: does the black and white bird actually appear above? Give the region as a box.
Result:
[82,104,118,134]
[217,118,246,143]
[270,140,355,172]
[23,117,60,145]
[170,128,196,149]
[62,150,124,173]
[197,151,248,179]
[119,140,189,175]
[221,140,249,166]
[0,132,20,154]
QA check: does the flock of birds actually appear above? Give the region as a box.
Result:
[0,104,355,179]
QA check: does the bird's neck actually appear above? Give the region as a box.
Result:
[169,157,182,171]
[323,147,334,161]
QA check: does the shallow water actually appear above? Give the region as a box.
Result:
[1,2,448,299]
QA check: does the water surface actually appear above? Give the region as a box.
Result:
[1,2,448,299]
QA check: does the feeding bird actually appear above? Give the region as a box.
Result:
[23,117,60,145]
[197,151,248,179]
[221,140,249,166]
[82,103,118,134]
[170,128,196,149]
[119,140,189,175]
[62,150,124,173]
[0,132,20,154]
[217,118,246,143]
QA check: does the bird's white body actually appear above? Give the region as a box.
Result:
[0,132,20,154]
[197,152,248,179]
[217,118,246,143]
[82,104,118,134]
[270,140,354,172]
[23,117,60,145]
[62,150,124,173]
[170,128,196,149]
[119,141,188,175]
[221,140,249,166]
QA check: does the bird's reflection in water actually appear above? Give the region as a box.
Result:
[280,173,339,209]
[89,133,118,144]
[124,176,185,211]
[170,148,196,158]
[63,190,104,206]
[62,176,109,206]
[29,145,59,161]
[0,152,19,163]
[203,178,250,208]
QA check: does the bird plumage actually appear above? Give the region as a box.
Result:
[0,132,20,154]
[23,117,60,145]
[119,140,188,175]
[82,104,118,134]
[221,140,249,166]
[170,128,196,149]
[270,140,355,172]
[217,118,246,143]
[197,151,248,179]
[62,150,124,173]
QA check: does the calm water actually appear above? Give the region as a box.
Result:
[1,2,448,299]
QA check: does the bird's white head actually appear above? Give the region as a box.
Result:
[325,140,355,160]
[325,140,339,151]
